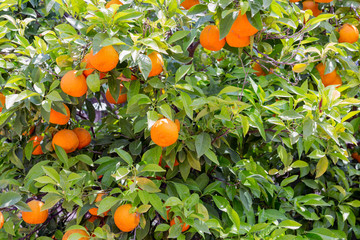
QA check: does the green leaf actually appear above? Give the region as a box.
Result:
[86,73,100,92]
[137,177,161,193]
[138,54,152,79]
[195,132,211,158]
[54,145,69,169]
[278,220,302,229]
[187,151,201,171]
[42,166,60,184]
[204,149,219,165]
[219,10,238,40]
[175,64,191,83]
[218,86,241,96]
[168,31,190,44]
[0,192,21,208]
[97,196,119,215]
[114,148,133,165]
[279,110,303,120]
[316,156,328,178]
[140,164,165,173]
[280,175,298,187]
[158,104,173,120]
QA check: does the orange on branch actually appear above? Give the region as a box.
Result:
[29,135,44,155]
[72,128,91,149]
[315,0,332,2]
[49,104,70,125]
[303,1,322,17]
[252,63,267,77]
[289,0,301,2]
[150,118,179,147]
[105,0,123,8]
[114,204,140,232]
[315,63,342,87]
[200,25,225,51]
[52,129,79,153]
[22,200,48,224]
[62,229,90,240]
[180,0,199,9]
[226,30,250,48]
[82,53,95,77]
[0,212,3,229]
[105,84,127,104]
[61,70,87,97]
[148,51,164,77]
[90,46,119,72]
[229,11,259,37]
[89,193,109,216]
[0,93,5,112]
[22,126,35,136]
[174,119,181,132]
[337,23,359,44]
[170,217,189,232]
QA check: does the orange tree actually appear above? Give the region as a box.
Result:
[1,0,360,239]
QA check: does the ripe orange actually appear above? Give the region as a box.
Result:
[105,85,127,104]
[0,93,5,112]
[89,46,119,72]
[61,70,88,97]
[82,53,95,77]
[338,24,359,44]
[72,128,91,149]
[303,1,322,17]
[105,0,123,8]
[88,215,98,223]
[150,118,179,147]
[159,155,179,168]
[226,30,250,48]
[89,193,109,216]
[289,0,301,2]
[114,204,140,232]
[315,0,332,2]
[170,217,189,232]
[49,104,70,125]
[253,63,267,77]
[315,63,342,87]
[148,51,164,77]
[180,0,199,9]
[29,136,44,155]
[22,200,48,224]
[52,129,79,153]
[352,152,360,163]
[229,11,259,37]
[200,25,226,51]
[0,212,4,229]
[22,126,35,136]
[174,119,180,132]
[62,229,90,240]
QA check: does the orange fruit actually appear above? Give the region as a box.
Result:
[170,217,189,232]
[0,93,5,112]
[200,25,226,51]
[229,11,259,37]
[62,229,89,240]
[82,53,95,77]
[315,0,332,2]
[150,118,179,147]
[105,85,127,104]
[105,0,123,8]
[316,63,336,79]
[61,70,88,97]
[0,212,4,229]
[148,51,164,77]
[180,0,199,9]
[289,0,301,2]
[226,30,250,48]
[322,74,342,88]
[49,104,70,125]
[253,63,267,77]
[89,46,119,72]
[22,126,35,136]
[174,119,180,132]
[72,128,91,149]
[303,1,322,17]
[315,63,342,87]
[22,200,48,224]
[29,136,44,155]
[159,155,179,168]
[89,193,109,216]
[114,204,140,232]
[88,216,98,223]
[338,23,359,44]
[52,129,79,153]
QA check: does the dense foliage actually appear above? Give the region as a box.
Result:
[0,0,360,239]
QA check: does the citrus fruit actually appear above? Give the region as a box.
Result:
[89,46,119,72]
[22,126,35,136]
[81,53,95,77]
[150,118,179,147]
[62,229,89,240]
[174,119,180,132]
[315,63,342,87]
[88,216,98,223]
[229,11,259,37]
[49,104,70,125]
[105,0,123,8]
[114,204,140,232]
[52,129,79,153]
[72,128,91,149]
[315,0,332,2]
[303,1,322,17]
[322,74,342,88]
[170,217,189,232]
[89,193,109,216]
[29,135,44,155]
[200,25,226,51]
[148,51,164,77]
[253,63,267,76]
[180,0,199,9]
[22,200,48,224]
[0,212,4,229]
[289,0,301,2]
[61,70,88,97]
[0,93,5,112]
[226,30,250,48]
[338,23,359,44]
[105,85,127,104]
